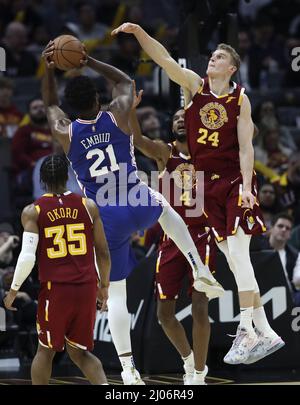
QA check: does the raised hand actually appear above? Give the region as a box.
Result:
[132,81,143,109]
[111,22,140,36]
[42,40,55,69]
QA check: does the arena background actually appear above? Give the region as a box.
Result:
[0,0,300,385]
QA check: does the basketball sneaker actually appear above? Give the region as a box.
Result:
[121,367,145,385]
[191,365,208,385]
[243,328,285,364]
[223,326,259,364]
[193,265,224,300]
[183,363,194,385]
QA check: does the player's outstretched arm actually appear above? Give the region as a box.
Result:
[87,56,134,113]
[238,94,255,209]
[112,23,202,96]
[129,82,170,166]
[41,41,71,153]
[3,205,39,311]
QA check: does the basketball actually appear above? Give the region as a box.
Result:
[51,35,86,71]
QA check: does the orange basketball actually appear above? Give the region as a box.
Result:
[52,35,86,71]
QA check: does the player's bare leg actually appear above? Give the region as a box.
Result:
[31,344,56,384]
[157,299,191,356]
[157,291,209,385]
[191,291,210,384]
[66,344,107,384]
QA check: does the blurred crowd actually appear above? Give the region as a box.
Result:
[0,0,300,359]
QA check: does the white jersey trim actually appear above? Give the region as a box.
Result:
[76,111,102,124]
[107,111,118,127]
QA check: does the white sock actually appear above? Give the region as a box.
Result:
[239,307,255,333]
[182,351,194,373]
[194,368,206,375]
[119,355,135,371]
[253,306,276,336]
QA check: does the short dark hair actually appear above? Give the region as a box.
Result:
[64,76,97,113]
[172,106,185,118]
[271,212,294,227]
[40,154,69,192]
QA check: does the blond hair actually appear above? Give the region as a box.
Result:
[217,43,241,71]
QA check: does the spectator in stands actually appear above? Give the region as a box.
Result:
[238,30,252,91]
[248,16,287,88]
[252,213,300,305]
[1,22,38,77]
[11,98,52,194]
[109,33,141,76]
[137,107,161,140]
[0,222,19,269]
[258,183,280,231]
[97,0,122,27]
[33,142,82,199]
[277,152,300,225]
[133,106,162,177]
[41,0,77,37]
[65,2,108,42]
[254,101,297,151]
[27,25,51,57]
[254,127,293,174]
[265,214,300,305]
[0,77,23,138]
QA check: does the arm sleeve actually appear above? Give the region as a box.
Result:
[11,232,39,291]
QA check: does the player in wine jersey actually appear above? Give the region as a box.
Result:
[112,23,285,365]
[4,154,110,385]
[130,99,217,385]
[41,42,223,385]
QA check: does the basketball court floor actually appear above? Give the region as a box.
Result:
[0,364,299,385]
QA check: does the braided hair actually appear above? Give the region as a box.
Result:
[40,154,69,192]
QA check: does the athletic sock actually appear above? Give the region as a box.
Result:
[182,351,194,373]
[253,306,277,337]
[239,306,255,334]
[119,355,135,371]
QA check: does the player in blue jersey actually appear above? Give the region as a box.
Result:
[41,41,224,385]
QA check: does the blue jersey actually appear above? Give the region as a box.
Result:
[68,111,139,202]
[67,109,163,282]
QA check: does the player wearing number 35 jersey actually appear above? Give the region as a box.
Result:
[41,44,223,385]
[4,154,110,385]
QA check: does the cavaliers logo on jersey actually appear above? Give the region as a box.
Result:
[200,102,228,130]
[172,163,196,190]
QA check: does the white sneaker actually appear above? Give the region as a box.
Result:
[121,367,145,385]
[193,266,224,300]
[183,363,194,385]
[223,326,259,364]
[243,328,285,364]
[191,365,208,385]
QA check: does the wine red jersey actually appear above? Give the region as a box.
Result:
[185,77,245,173]
[158,144,207,227]
[34,192,98,283]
